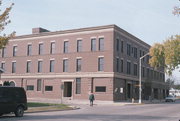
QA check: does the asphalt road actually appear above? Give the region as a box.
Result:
[1,100,180,121]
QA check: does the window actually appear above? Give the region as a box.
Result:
[121,41,124,53]
[98,57,104,71]
[26,61,31,73]
[27,44,32,56]
[134,47,137,58]
[76,58,82,72]
[63,59,68,72]
[116,58,119,72]
[146,55,150,64]
[76,78,81,94]
[116,38,119,51]
[140,50,142,57]
[142,51,145,62]
[77,40,82,52]
[13,46,17,57]
[63,41,68,53]
[50,60,55,72]
[12,62,16,73]
[37,79,42,91]
[121,59,123,72]
[50,42,55,54]
[39,43,43,55]
[1,62,5,70]
[133,64,138,76]
[38,61,42,73]
[147,68,150,78]
[27,85,34,91]
[99,38,104,51]
[45,86,53,91]
[1,47,6,57]
[127,44,131,56]
[95,86,106,92]
[127,61,131,74]
[91,38,96,51]
[142,67,145,77]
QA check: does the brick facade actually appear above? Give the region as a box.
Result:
[0,25,168,101]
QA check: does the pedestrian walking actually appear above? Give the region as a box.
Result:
[89,93,95,106]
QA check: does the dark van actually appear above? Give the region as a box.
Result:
[0,87,28,117]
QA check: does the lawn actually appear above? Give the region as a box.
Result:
[27,102,74,112]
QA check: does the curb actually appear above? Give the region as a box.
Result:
[25,106,80,113]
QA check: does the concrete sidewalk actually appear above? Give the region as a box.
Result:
[28,98,165,106]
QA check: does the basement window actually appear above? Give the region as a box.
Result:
[45,86,53,91]
[95,86,106,92]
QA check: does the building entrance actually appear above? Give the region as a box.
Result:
[63,82,72,97]
[127,83,131,99]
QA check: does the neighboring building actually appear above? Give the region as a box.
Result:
[0,25,168,101]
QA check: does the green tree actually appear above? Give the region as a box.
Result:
[149,35,180,75]
[165,78,175,88]
[0,0,14,49]
[172,0,180,16]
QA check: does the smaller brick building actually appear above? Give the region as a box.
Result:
[0,25,168,101]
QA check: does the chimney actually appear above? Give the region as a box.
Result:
[32,27,50,34]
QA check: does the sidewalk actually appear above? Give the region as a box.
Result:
[28,98,165,106]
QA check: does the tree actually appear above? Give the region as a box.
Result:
[165,78,175,89]
[0,0,14,49]
[149,35,180,75]
[172,0,180,16]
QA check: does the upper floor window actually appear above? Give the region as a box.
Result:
[98,57,104,71]
[91,38,96,51]
[76,58,82,72]
[133,64,138,76]
[27,44,32,56]
[134,47,137,58]
[121,59,123,72]
[127,44,131,56]
[50,42,55,54]
[13,46,17,57]
[116,38,119,51]
[38,43,43,55]
[63,59,68,72]
[121,41,124,53]
[140,50,142,57]
[38,61,43,73]
[142,67,145,77]
[50,60,55,72]
[1,47,6,57]
[37,79,42,91]
[127,61,131,74]
[63,41,68,53]
[12,62,16,73]
[142,51,145,62]
[99,38,104,51]
[77,40,82,52]
[1,62,5,70]
[116,58,119,72]
[76,78,81,94]
[26,61,31,73]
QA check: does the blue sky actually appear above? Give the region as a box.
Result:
[2,0,180,81]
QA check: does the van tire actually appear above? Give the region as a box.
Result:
[15,106,24,117]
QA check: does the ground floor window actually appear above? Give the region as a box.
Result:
[27,85,34,91]
[95,86,106,92]
[45,86,53,91]
[76,78,81,94]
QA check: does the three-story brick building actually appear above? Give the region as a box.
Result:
[0,25,168,101]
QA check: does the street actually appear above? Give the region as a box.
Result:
[0,100,180,121]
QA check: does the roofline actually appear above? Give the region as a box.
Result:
[13,24,116,39]
[11,24,150,48]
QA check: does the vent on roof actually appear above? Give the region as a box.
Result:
[32,27,50,34]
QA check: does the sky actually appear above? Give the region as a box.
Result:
[2,0,180,82]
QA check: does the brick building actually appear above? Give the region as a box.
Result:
[0,25,168,101]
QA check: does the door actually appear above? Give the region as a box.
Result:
[63,82,72,97]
